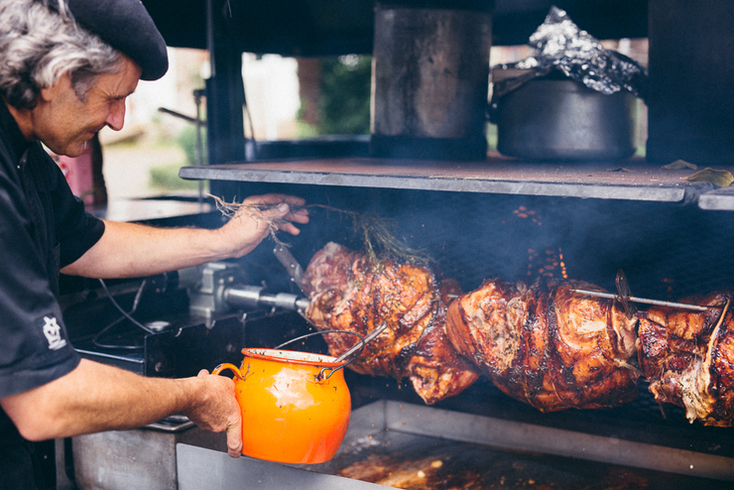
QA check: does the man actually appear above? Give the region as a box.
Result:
[0,1,309,488]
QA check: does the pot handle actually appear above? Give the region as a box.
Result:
[212,362,244,381]
[275,330,366,380]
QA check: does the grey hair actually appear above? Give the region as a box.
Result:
[0,0,123,110]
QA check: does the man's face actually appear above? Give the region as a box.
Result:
[33,55,143,157]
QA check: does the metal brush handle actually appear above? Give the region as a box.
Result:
[273,245,306,294]
[274,330,366,380]
[319,323,388,380]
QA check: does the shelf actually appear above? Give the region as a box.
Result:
[179,155,728,208]
[698,185,734,211]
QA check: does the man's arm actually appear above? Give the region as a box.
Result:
[0,359,243,457]
[3,193,308,458]
[61,193,309,279]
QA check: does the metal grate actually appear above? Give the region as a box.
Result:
[270,187,734,301]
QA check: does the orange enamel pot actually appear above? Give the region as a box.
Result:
[213,348,351,464]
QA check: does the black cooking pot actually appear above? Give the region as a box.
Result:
[493,74,636,161]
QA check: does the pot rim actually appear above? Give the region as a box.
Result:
[242,347,343,368]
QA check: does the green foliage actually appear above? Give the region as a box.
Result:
[316,55,372,135]
[177,124,207,166]
[149,164,200,190]
[296,120,319,138]
[148,125,207,191]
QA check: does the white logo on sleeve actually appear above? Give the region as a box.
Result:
[42,316,67,350]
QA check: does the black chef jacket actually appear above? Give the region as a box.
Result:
[0,100,105,489]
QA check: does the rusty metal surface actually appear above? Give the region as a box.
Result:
[179,156,721,204]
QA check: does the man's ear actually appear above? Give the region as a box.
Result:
[39,86,55,103]
[39,73,71,102]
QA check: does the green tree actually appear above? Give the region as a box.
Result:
[317,55,372,135]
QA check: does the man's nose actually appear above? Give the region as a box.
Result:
[105,100,126,131]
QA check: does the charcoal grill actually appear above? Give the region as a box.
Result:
[56,1,734,488]
[175,153,734,489]
[59,153,734,489]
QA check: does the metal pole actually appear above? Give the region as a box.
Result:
[194,89,205,210]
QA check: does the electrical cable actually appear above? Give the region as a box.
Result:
[92,278,155,350]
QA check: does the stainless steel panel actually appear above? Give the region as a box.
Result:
[74,429,178,490]
[178,400,734,488]
[73,424,225,490]
[382,401,734,481]
[698,186,734,211]
[176,446,388,489]
[179,158,711,203]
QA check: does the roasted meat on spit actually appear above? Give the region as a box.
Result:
[303,242,480,405]
[445,278,640,412]
[638,291,734,426]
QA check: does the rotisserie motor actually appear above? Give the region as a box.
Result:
[638,291,734,426]
[445,278,640,412]
[303,242,480,405]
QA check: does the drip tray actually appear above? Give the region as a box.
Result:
[177,400,734,489]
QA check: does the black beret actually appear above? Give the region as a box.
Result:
[67,0,168,80]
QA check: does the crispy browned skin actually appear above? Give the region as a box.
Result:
[304,242,479,405]
[638,290,734,426]
[446,278,639,412]
[407,279,481,403]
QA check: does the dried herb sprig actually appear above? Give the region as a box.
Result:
[209,194,430,262]
[209,194,291,245]
[349,212,431,265]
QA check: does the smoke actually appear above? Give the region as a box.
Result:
[231,181,734,301]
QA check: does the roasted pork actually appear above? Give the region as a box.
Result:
[637,291,734,426]
[303,242,480,405]
[445,278,640,412]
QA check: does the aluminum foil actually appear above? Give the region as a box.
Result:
[493,6,647,99]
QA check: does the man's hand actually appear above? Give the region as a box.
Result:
[217,193,310,259]
[62,193,309,279]
[184,369,243,458]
